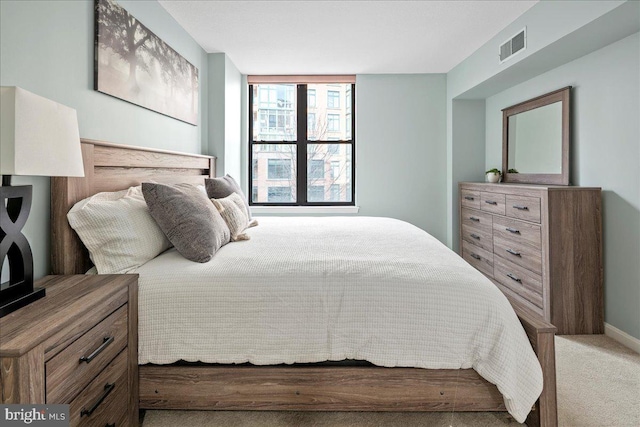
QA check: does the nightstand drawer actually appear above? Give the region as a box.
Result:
[46,304,128,404]
[68,350,128,427]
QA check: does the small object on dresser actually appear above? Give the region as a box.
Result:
[485,168,502,183]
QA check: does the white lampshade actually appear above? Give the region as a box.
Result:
[0,86,84,177]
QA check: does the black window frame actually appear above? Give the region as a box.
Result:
[249,83,356,207]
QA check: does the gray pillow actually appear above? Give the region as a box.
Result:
[205,175,252,219]
[142,182,230,263]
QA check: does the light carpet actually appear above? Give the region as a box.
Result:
[142,335,640,426]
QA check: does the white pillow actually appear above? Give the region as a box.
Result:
[210,192,250,241]
[67,186,171,274]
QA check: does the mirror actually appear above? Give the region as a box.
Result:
[502,87,571,185]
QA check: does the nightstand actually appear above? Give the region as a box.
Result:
[0,274,138,426]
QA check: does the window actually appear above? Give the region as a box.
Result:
[308,186,324,202]
[330,161,340,179]
[268,186,293,202]
[308,159,324,179]
[308,113,316,133]
[268,159,291,180]
[327,90,340,108]
[330,184,340,201]
[327,114,340,132]
[308,89,316,108]
[249,81,355,205]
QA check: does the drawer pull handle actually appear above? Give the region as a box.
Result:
[464,196,475,201]
[469,216,480,222]
[79,336,114,364]
[470,233,481,240]
[485,200,498,205]
[470,253,481,260]
[106,424,115,427]
[507,273,522,283]
[506,227,520,234]
[513,205,529,210]
[506,248,522,257]
[81,382,115,417]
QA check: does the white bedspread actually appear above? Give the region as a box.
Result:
[134,216,542,422]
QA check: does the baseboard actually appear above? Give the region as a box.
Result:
[604,323,640,354]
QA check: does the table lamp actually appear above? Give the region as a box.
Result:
[1,86,84,316]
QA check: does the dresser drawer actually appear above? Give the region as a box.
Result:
[494,234,542,275]
[68,350,128,427]
[462,240,494,277]
[480,192,506,215]
[494,256,543,309]
[461,224,493,251]
[506,195,541,223]
[461,208,492,233]
[493,216,542,250]
[461,189,481,209]
[491,278,544,317]
[46,305,128,404]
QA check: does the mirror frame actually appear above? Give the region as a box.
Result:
[502,86,571,185]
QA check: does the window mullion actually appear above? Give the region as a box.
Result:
[296,84,308,205]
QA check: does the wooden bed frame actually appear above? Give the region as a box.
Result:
[51,139,557,426]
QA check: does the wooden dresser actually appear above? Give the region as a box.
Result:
[459,182,603,335]
[0,275,138,426]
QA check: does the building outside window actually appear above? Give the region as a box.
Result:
[268,186,293,202]
[249,79,355,205]
[308,159,324,179]
[308,185,324,202]
[268,158,292,180]
[327,90,340,108]
[330,184,340,201]
[330,161,340,179]
[327,114,340,132]
[308,113,316,133]
[308,89,316,108]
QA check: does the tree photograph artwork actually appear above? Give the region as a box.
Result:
[95,0,198,125]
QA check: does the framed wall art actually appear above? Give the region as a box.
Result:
[95,0,198,125]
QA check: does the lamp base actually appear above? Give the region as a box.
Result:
[0,286,46,317]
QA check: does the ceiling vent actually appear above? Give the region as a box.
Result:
[499,27,526,63]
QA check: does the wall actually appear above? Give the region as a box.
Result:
[207,53,242,177]
[356,75,447,240]
[446,0,640,342]
[450,100,486,253]
[485,33,640,339]
[0,0,208,279]
[446,0,637,249]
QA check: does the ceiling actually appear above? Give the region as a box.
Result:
[158,0,538,75]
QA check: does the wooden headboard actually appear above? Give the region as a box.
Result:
[51,139,215,275]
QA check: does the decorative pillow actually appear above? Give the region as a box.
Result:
[142,182,230,263]
[205,175,254,221]
[211,193,250,241]
[67,185,172,274]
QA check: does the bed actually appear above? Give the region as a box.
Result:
[51,139,558,426]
